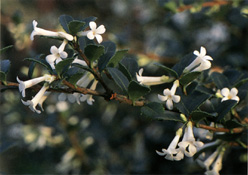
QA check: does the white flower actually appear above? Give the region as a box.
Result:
[205,148,225,175]
[22,83,50,114]
[30,20,73,41]
[17,74,56,97]
[177,121,204,157]
[72,57,87,66]
[79,80,98,105]
[77,21,106,43]
[220,87,239,102]
[156,128,183,161]
[185,46,213,72]
[38,91,51,111]
[158,80,181,110]
[197,149,219,170]
[136,68,173,86]
[46,40,68,69]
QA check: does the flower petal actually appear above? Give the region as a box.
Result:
[60,51,68,58]
[158,94,168,102]
[163,89,171,96]
[172,95,181,103]
[89,21,97,30]
[166,99,173,110]
[230,88,238,96]
[50,46,58,54]
[96,25,106,34]
[221,88,229,97]
[200,46,206,56]
[87,31,95,40]
[95,34,103,43]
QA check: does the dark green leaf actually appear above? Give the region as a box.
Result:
[225,120,243,129]
[172,53,196,76]
[179,71,201,86]
[28,61,36,78]
[0,141,17,154]
[55,58,74,77]
[215,100,237,121]
[141,102,184,122]
[68,20,85,35]
[128,81,150,102]
[24,58,51,71]
[193,142,220,160]
[223,69,243,86]
[120,57,139,78]
[84,44,105,63]
[119,63,132,81]
[215,133,242,142]
[107,49,128,68]
[0,60,11,73]
[98,41,116,72]
[0,45,13,54]
[67,73,85,86]
[80,16,97,31]
[210,72,230,89]
[191,110,217,123]
[59,15,74,33]
[154,62,178,78]
[0,71,7,84]
[106,67,129,93]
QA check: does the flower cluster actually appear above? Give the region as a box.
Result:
[156,121,204,161]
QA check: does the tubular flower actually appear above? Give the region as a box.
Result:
[30,20,73,41]
[38,91,51,111]
[46,40,68,69]
[158,80,181,110]
[79,80,98,105]
[77,21,106,43]
[136,68,173,86]
[220,87,240,102]
[156,128,183,161]
[22,83,50,114]
[197,149,219,170]
[17,74,56,97]
[184,46,213,72]
[205,147,226,175]
[178,121,204,157]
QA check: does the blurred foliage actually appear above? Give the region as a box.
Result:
[1,0,248,174]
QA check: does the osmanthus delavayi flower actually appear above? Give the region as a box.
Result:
[77,21,106,43]
[22,83,52,114]
[184,46,213,72]
[46,40,68,69]
[204,147,226,175]
[177,121,204,157]
[220,87,240,102]
[158,80,180,110]
[79,80,98,105]
[30,20,73,41]
[156,128,183,161]
[17,74,56,98]
[136,68,174,86]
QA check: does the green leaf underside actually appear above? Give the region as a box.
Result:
[141,102,184,122]
[84,44,105,63]
[68,73,85,86]
[0,60,11,73]
[24,58,51,70]
[180,71,201,86]
[59,15,74,33]
[120,57,139,78]
[154,62,178,78]
[216,100,237,121]
[68,20,85,35]
[210,72,230,89]
[107,49,128,68]
[128,81,150,102]
[55,58,74,76]
[119,63,132,81]
[0,45,13,54]
[107,67,129,93]
[98,41,116,72]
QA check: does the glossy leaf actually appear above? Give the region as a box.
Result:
[55,58,74,77]
[0,60,11,73]
[119,63,132,81]
[179,71,201,86]
[84,44,105,63]
[107,49,128,68]
[24,58,52,71]
[68,20,85,35]
[210,72,230,89]
[215,100,237,121]
[141,102,184,122]
[68,73,85,86]
[106,67,129,93]
[0,45,13,54]
[154,62,178,78]
[172,53,196,76]
[191,110,217,123]
[128,81,150,102]
[120,57,139,78]
[59,15,74,33]
[98,41,116,72]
